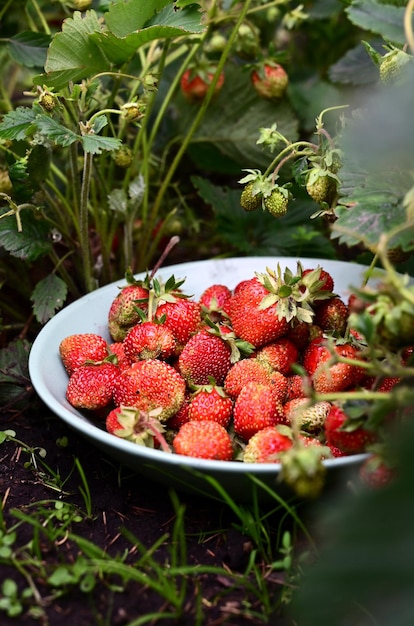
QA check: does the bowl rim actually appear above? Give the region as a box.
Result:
[29,256,372,475]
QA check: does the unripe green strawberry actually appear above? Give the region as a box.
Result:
[39,92,56,112]
[379,50,412,84]
[306,174,336,205]
[263,189,288,217]
[240,182,262,211]
[113,146,133,168]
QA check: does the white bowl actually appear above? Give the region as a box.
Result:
[29,257,371,502]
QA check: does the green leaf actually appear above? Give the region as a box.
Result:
[81,134,122,154]
[35,115,79,147]
[329,41,381,85]
[0,107,37,141]
[0,339,31,386]
[92,3,205,65]
[39,10,111,89]
[0,208,52,261]
[104,0,171,35]
[346,0,411,45]
[7,31,51,68]
[31,274,68,323]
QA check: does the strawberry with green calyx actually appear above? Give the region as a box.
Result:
[180,60,225,103]
[283,398,332,435]
[263,186,290,218]
[109,342,132,371]
[251,60,289,100]
[279,439,330,498]
[202,316,255,363]
[106,405,171,452]
[177,329,233,386]
[305,167,338,207]
[199,284,232,322]
[228,276,290,347]
[238,168,290,217]
[301,267,334,294]
[60,333,109,376]
[173,420,234,461]
[379,48,413,85]
[240,181,263,212]
[108,269,151,341]
[66,359,120,411]
[187,381,233,428]
[113,359,186,422]
[324,402,377,454]
[243,426,293,463]
[229,262,328,348]
[155,286,202,352]
[233,381,285,441]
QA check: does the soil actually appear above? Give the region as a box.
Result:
[0,403,295,626]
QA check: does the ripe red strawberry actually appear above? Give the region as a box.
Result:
[109,342,132,371]
[359,454,396,488]
[123,321,176,361]
[108,283,149,341]
[314,296,349,335]
[177,329,232,386]
[173,420,233,460]
[199,284,232,322]
[66,361,120,411]
[166,393,191,430]
[283,398,331,435]
[233,381,285,441]
[228,277,289,347]
[180,67,225,102]
[302,267,334,294]
[324,404,376,454]
[285,374,308,401]
[59,333,109,375]
[243,426,292,463]
[113,359,186,422]
[251,62,288,100]
[187,384,233,428]
[105,405,170,450]
[155,298,202,352]
[303,338,364,393]
[256,338,299,375]
[223,358,274,399]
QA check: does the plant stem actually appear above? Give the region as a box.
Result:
[139,0,255,269]
[79,151,94,292]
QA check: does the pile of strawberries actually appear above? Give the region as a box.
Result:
[59,262,405,489]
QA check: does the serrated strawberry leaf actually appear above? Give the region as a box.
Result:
[0,339,31,385]
[34,10,110,89]
[30,274,68,323]
[0,107,37,141]
[7,31,51,68]
[346,0,410,45]
[0,209,52,260]
[81,134,122,155]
